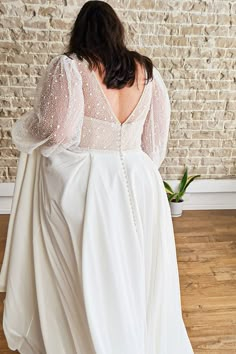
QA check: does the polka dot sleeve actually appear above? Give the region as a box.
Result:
[141,66,171,169]
[11,54,84,157]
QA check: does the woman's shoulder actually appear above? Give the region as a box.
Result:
[47,53,85,75]
[152,65,168,91]
[61,52,86,65]
[40,53,83,90]
[43,53,73,75]
[46,52,80,68]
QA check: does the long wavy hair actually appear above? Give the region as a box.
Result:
[64,0,154,89]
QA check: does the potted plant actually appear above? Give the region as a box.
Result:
[163,167,200,217]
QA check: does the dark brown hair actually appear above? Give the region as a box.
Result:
[64,0,154,89]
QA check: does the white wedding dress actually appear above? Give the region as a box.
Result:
[0,53,194,354]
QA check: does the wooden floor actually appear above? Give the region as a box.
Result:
[0,210,236,353]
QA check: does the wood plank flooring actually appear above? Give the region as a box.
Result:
[0,210,236,353]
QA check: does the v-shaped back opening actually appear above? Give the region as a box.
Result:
[91,69,148,126]
[77,55,149,126]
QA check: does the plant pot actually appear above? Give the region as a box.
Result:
[169,199,184,217]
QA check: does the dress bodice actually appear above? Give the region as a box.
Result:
[75,54,152,151]
[11,53,171,169]
[79,115,147,151]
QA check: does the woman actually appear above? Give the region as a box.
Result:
[0,1,194,353]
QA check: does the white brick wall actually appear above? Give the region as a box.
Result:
[0,0,235,182]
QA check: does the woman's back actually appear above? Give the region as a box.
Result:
[92,58,147,125]
[67,53,152,153]
[9,52,170,170]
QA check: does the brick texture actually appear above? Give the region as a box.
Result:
[0,0,236,182]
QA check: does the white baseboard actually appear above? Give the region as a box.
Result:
[0,183,15,214]
[166,179,236,210]
[0,179,236,214]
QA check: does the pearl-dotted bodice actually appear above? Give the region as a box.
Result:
[76,55,152,151]
[11,53,171,169]
[79,115,149,151]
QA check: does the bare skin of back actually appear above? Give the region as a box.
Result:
[93,60,146,124]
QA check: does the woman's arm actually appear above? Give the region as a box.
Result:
[11,54,84,157]
[141,66,171,169]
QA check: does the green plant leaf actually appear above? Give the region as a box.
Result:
[183,174,201,193]
[178,167,188,194]
[165,169,201,202]
[177,190,185,200]
[169,193,178,202]
[163,181,174,194]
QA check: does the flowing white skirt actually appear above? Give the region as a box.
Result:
[0,147,194,354]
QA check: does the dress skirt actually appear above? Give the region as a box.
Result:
[0,147,194,354]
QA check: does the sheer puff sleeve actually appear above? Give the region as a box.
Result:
[11,54,84,157]
[141,66,171,169]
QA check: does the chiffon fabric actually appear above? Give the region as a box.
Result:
[0,53,194,354]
